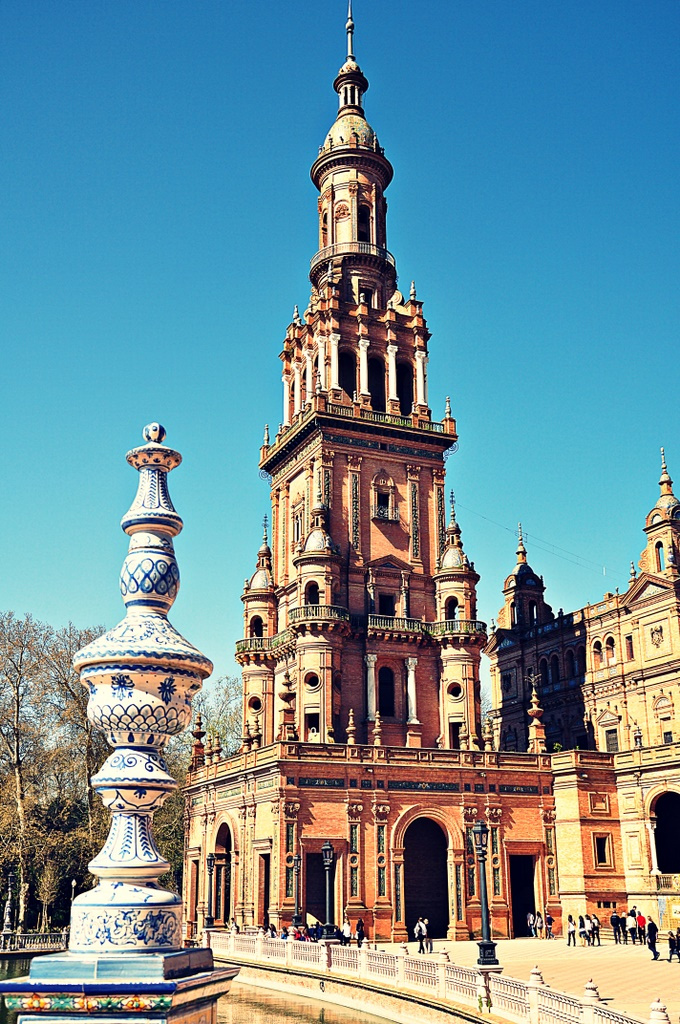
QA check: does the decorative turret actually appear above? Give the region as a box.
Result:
[242,516,277,639]
[498,525,553,630]
[639,448,680,577]
[527,687,547,754]
[71,423,212,954]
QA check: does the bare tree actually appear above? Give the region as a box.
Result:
[36,860,59,932]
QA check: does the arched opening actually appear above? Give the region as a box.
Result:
[605,636,616,663]
[368,357,386,412]
[358,204,371,243]
[510,602,516,627]
[378,666,395,717]
[654,792,680,873]
[321,210,328,248]
[214,823,233,926]
[565,649,576,679]
[656,542,665,572]
[445,596,458,621]
[550,655,560,686]
[593,641,602,669]
[249,615,263,638]
[305,581,320,605]
[396,362,413,416]
[577,646,586,676]
[539,657,549,687]
[529,601,537,624]
[403,818,449,939]
[339,350,356,400]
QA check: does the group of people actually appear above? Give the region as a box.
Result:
[413,917,434,953]
[609,909,680,962]
[242,917,368,945]
[565,913,602,946]
[526,911,555,939]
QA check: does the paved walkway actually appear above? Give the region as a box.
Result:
[375,937,680,1024]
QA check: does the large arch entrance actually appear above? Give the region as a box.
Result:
[654,792,680,873]
[214,823,233,927]
[403,817,449,939]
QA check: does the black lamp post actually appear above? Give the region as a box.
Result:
[472,821,498,966]
[292,854,302,927]
[205,853,215,929]
[321,841,336,939]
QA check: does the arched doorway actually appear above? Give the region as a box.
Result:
[214,823,233,927]
[654,792,680,873]
[403,818,449,939]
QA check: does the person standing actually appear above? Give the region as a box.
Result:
[627,911,637,944]
[545,911,554,939]
[637,911,646,945]
[610,911,621,944]
[341,917,351,946]
[668,930,679,962]
[423,918,433,953]
[535,912,544,939]
[356,918,365,949]
[567,915,576,946]
[591,914,601,947]
[647,918,659,960]
[414,917,426,954]
[527,911,535,937]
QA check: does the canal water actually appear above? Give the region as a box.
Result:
[0,960,387,1024]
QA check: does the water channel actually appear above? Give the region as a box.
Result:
[0,960,389,1024]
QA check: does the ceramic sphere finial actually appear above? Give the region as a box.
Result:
[143,422,166,444]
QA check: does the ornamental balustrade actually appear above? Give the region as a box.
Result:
[655,873,680,891]
[289,605,350,623]
[310,241,396,275]
[0,931,67,952]
[206,931,669,1024]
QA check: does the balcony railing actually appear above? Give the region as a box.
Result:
[235,628,295,654]
[310,241,396,276]
[656,874,680,892]
[371,505,400,522]
[289,604,350,623]
[360,409,412,428]
[429,619,488,637]
[367,615,424,633]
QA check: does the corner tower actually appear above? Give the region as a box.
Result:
[236,6,485,751]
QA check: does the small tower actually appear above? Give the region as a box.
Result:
[639,448,680,578]
[432,494,483,749]
[497,525,553,631]
[239,517,278,745]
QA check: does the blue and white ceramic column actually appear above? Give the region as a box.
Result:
[0,424,237,1023]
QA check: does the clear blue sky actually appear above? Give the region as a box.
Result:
[2,1,678,689]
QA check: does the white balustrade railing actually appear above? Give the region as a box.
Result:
[0,931,67,952]
[205,930,667,1024]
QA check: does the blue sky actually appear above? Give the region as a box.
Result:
[1,1,678,689]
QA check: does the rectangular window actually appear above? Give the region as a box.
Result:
[492,867,501,896]
[350,824,359,854]
[594,834,612,867]
[378,593,395,616]
[377,825,385,854]
[376,492,390,518]
[286,823,294,853]
[491,827,499,855]
[625,635,634,660]
[605,728,619,753]
[663,728,673,744]
[378,866,386,897]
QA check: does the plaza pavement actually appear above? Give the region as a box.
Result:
[376,936,680,1024]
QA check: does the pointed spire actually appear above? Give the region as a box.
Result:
[660,446,673,494]
[262,514,269,544]
[629,560,637,583]
[346,0,355,61]
[263,423,270,446]
[410,280,417,300]
[444,395,452,419]
[516,523,527,564]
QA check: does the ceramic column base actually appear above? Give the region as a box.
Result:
[0,948,238,1024]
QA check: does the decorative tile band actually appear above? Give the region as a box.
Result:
[5,993,173,1013]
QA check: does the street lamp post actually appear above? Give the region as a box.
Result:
[292,854,302,927]
[205,853,215,929]
[321,841,336,939]
[70,879,77,911]
[2,872,15,936]
[472,821,498,966]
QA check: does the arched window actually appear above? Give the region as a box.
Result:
[321,210,328,248]
[358,204,371,243]
[565,649,576,679]
[445,596,458,621]
[656,541,666,572]
[305,581,320,605]
[529,601,537,624]
[396,362,414,416]
[593,641,603,668]
[605,636,616,663]
[249,615,263,638]
[378,666,395,717]
[550,655,560,686]
[368,357,386,412]
[510,602,516,627]
[338,350,356,400]
[577,646,586,675]
[539,658,549,687]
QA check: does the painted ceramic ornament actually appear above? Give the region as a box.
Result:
[70,424,212,955]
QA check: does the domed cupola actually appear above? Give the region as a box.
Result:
[247,519,274,591]
[639,448,680,577]
[498,525,553,629]
[433,493,479,621]
[293,483,342,608]
[241,517,278,641]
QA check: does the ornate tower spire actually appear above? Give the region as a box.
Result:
[70,423,212,954]
[516,523,527,564]
[346,0,355,61]
[639,446,680,577]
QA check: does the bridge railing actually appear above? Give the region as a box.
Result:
[0,931,67,952]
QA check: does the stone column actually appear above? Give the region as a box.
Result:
[293,362,302,416]
[317,336,327,390]
[359,339,370,396]
[406,657,419,723]
[386,344,398,401]
[647,822,660,874]
[366,654,377,721]
[282,375,291,426]
[415,351,426,406]
[305,350,313,403]
[330,333,340,390]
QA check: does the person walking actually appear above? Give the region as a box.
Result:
[356,918,366,949]
[647,918,659,960]
[545,911,554,939]
[591,913,601,946]
[341,917,351,946]
[627,911,637,944]
[535,912,544,939]
[610,910,621,944]
[527,911,536,937]
[567,915,576,946]
[414,917,426,954]
[637,911,646,945]
[423,918,433,953]
[578,915,588,946]
[667,930,679,962]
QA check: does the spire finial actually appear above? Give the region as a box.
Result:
[262,514,269,543]
[263,423,270,446]
[444,395,452,418]
[346,0,355,60]
[659,445,673,493]
[410,280,416,300]
[516,523,527,563]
